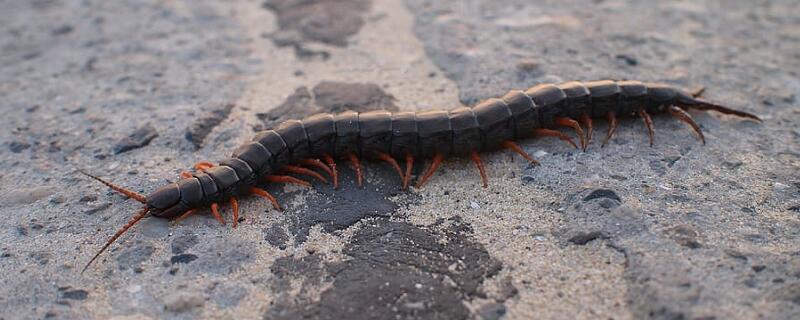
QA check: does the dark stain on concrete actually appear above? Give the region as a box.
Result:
[113,124,158,154]
[266,217,504,320]
[568,230,608,245]
[583,189,622,203]
[170,254,198,264]
[279,164,405,244]
[263,0,371,57]
[185,103,234,149]
[256,81,396,130]
[263,225,290,250]
[312,81,396,112]
[115,242,155,271]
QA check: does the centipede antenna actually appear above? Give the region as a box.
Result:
[78,169,146,203]
[82,207,150,274]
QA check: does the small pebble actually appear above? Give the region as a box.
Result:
[533,150,549,158]
[469,201,481,209]
[774,182,790,190]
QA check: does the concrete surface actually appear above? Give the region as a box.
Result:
[1,0,798,319]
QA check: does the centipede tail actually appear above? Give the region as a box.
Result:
[687,101,761,121]
[80,79,761,273]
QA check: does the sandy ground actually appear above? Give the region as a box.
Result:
[1,0,798,319]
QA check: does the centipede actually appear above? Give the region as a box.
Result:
[79,79,760,273]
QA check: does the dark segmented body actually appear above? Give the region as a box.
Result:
[143,80,750,218]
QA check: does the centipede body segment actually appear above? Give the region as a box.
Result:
[80,79,760,273]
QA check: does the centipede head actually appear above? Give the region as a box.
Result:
[78,170,153,274]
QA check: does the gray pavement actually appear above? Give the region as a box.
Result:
[1,0,798,319]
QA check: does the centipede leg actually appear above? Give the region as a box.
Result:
[580,112,593,147]
[172,209,197,225]
[251,187,282,211]
[470,151,488,188]
[403,153,413,190]
[554,117,586,151]
[377,152,405,185]
[299,159,334,180]
[502,140,540,166]
[601,112,618,148]
[323,154,339,189]
[264,175,312,188]
[638,109,655,147]
[283,165,328,184]
[210,203,225,226]
[533,128,579,149]
[230,197,239,228]
[194,161,215,171]
[180,171,193,179]
[415,153,444,189]
[668,105,706,144]
[347,152,363,188]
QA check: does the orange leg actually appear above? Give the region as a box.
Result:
[638,109,655,147]
[172,209,197,225]
[554,117,586,151]
[250,187,282,211]
[533,128,578,149]
[299,159,334,179]
[210,203,225,226]
[377,152,405,185]
[180,171,193,179]
[415,153,444,189]
[347,152,363,188]
[669,106,705,144]
[502,140,540,165]
[194,161,215,171]
[283,165,328,184]
[403,153,413,190]
[601,112,618,148]
[323,154,339,189]
[580,112,593,147]
[470,151,488,188]
[230,197,239,228]
[264,175,312,188]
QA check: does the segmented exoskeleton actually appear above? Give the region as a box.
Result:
[80,79,760,273]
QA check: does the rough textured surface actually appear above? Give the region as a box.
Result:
[1,0,798,319]
[255,81,397,130]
